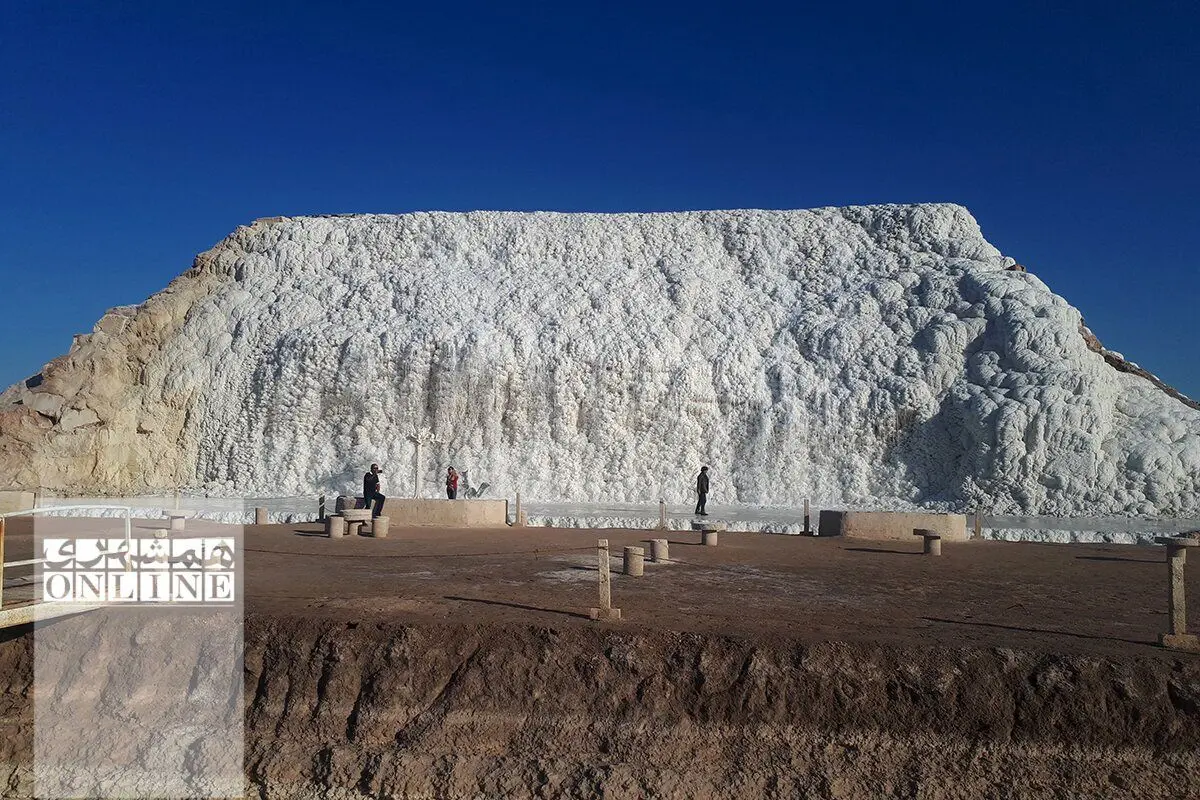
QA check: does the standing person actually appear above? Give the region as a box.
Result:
[695,466,710,516]
[363,463,386,518]
[445,466,459,500]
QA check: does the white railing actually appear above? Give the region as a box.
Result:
[1,505,134,610]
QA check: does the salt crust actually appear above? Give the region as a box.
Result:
[4,205,1197,517]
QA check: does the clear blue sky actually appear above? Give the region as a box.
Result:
[2,1,1197,399]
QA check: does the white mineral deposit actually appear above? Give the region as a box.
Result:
[1,205,1196,518]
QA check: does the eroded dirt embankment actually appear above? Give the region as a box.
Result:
[4,615,1200,798]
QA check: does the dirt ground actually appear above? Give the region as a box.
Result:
[4,515,1197,661]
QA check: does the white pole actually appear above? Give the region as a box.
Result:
[413,440,422,498]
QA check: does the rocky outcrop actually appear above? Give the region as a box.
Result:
[1,205,1197,515]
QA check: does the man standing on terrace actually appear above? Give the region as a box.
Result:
[695,466,710,516]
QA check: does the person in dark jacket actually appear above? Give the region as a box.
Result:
[695,466,710,516]
[363,463,386,518]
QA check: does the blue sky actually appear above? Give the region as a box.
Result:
[2,1,1197,398]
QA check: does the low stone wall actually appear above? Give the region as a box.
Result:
[819,510,968,542]
[0,491,35,515]
[375,499,509,528]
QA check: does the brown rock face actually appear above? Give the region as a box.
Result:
[0,254,226,493]
[3,616,1200,798]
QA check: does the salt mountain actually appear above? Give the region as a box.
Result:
[1,204,1196,517]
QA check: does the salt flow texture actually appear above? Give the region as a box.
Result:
[1,204,1197,517]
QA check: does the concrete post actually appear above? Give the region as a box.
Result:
[803,498,811,535]
[372,516,390,539]
[973,508,983,539]
[624,546,644,576]
[1156,535,1200,650]
[514,492,524,527]
[318,495,326,522]
[598,539,611,608]
[650,538,669,563]
[255,507,267,525]
[702,529,719,547]
[169,515,186,532]
[658,499,667,530]
[589,539,621,621]
[326,515,345,538]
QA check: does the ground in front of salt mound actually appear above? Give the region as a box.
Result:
[3,516,1196,657]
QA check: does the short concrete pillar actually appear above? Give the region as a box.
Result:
[803,498,811,535]
[325,514,345,539]
[169,515,186,532]
[702,529,719,547]
[623,546,644,576]
[513,492,524,527]
[1156,535,1200,651]
[973,508,983,539]
[649,538,669,563]
[346,521,363,537]
[255,507,268,525]
[372,516,390,539]
[914,528,942,556]
[318,495,326,522]
[658,499,667,530]
[589,538,621,621]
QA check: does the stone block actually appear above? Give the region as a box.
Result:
[325,515,345,539]
[821,510,967,542]
[374,499,508,528]
[649,538,669,563]
[623,546,644,576]
[1160,633,1200,652]
[0,491,36,515]
[371,516,390,538]
[588,607,622,621]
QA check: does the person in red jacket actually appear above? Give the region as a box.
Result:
[445,466,459,500]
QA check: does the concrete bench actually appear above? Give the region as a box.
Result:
[913,528,942,556]
[342,509,373,536]
[335,495,370,513]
